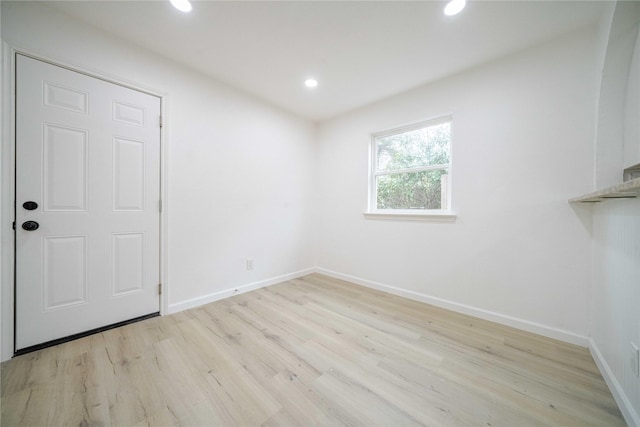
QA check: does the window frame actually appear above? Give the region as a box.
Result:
[367,116,454,219]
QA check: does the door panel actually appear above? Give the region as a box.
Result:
[43,82,89,114]
[112,232,145,296]
[113,136,145,211]
[43,235,88,310]
[15,54,161,351]
[43,124,88,211]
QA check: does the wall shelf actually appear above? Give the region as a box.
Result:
[570,178,640,203]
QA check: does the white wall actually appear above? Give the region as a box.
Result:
[591,199,640,425]
[316,28,597,341]
[595,2,640,188]
[590,2,640,425]
[0,1,317,360]
[624,29,640,169]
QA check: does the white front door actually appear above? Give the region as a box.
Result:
[15,54,161,351]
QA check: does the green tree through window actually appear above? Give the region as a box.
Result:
[372,119,451,211]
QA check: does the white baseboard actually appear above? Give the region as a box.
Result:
[169,266,589,347]
[167,267,316,314]
[589,338,640,427]
[315,268,590,347]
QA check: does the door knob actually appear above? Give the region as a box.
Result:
[21,221,39,231]
[23,201,38,210]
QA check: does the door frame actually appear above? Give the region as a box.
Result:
[1,47,170,360]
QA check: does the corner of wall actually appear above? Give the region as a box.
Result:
[0,40,13,362]
[0,6,4,363]
[589,3,640,422]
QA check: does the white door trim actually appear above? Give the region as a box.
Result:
[1,47,170,360]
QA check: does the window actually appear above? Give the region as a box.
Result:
[369,117,451,214]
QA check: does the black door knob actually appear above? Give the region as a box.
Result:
[23,201,38,210]
[21,221,39,231]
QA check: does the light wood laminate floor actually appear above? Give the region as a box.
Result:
[1,274,626,426]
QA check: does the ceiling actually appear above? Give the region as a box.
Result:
[45,0,607,122]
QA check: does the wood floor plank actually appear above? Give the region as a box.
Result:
[1,274,626,426]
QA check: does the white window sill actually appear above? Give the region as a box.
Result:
[363,211,457,222]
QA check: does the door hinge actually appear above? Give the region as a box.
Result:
[159,199,163,212]
[159,115,163,128]
[158,283,162,295]
[12,221,16,230]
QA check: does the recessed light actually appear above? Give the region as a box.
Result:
[170,0,192,13]
[444,0,466,16]
[304,78,318,89]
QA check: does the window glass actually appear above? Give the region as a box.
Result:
[371,118,451,212]
[376,122,450,172]
[376,169,448,210]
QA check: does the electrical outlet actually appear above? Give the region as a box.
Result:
[631,343,640,377]
[246,258,254,271]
